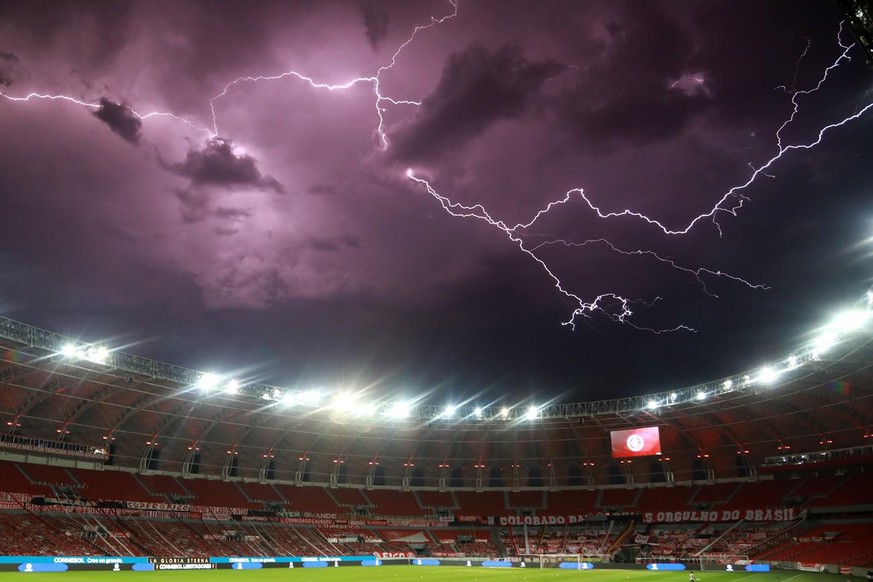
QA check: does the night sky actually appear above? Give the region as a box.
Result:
[1,0,872,406]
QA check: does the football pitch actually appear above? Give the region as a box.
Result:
[0,567,852,582]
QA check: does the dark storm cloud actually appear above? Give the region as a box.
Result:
[173,189,253,225]
[360,2,389,48]
[392,44,565,161]
[557,3,704,145]
[174,187,210,224]
[169,138,284,193]
[306,183,339,197]
[306,235,361,252]
[92,97,143,145]
[0,52,18,87]
[0,2,132,69]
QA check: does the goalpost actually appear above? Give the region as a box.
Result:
[690,553,750,572]
[517,554,592,569]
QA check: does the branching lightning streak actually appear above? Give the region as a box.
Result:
[408,22,871,331]
[530,238,770,298]
[554,26,871,238]
[0,91,214,136]
[1,1,458,143]
[2,9,870,336]
[407,169,698,333]
[0,92,100,109]
[208,1,458,146]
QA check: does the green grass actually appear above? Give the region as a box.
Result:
[0,567,855,582]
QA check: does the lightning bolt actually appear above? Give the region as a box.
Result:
[2,8,870,335]
[569,25,872,238]
[2,1,459,147]
[0,91,214,136]
[208,0,459,147]
[407,22,871,331]
[407,169,704,332]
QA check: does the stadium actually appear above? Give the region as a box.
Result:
[0,287,872,575]
[3,0,873,580]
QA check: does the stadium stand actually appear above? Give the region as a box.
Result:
[180,478,251,509]
[68,468,152,502]
[273,484,340,514]
[0,460,54,496]
[137,474,191,500]
[237,481,286,505]
[1,308,873,568]
[327,486,370,509]
[416,490,456,510]
[364,488,428,516]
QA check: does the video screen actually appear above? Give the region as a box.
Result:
[610,426,661,458]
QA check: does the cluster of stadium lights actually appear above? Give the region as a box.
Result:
[55,291,873,422]
[193,375,543,421]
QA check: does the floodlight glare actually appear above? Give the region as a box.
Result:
[84,346,110,365]
[299,389,322,407]
[197,373,221,391]
[60,343,78,358]
[500,407,510,419]
[697,391,707,401]
[525,405,538,420]
[831,309,871,333]
[757,366,780,385]
[722,379,733,390]
[474,407,483,419]
[281,392,296,407]
[357,401,378,416]
[442,405,456,419]
[331,392,357,412]
[647,400,658,410]
[813,331,838,356]
[387,401,411,418]
[224,379,240,395]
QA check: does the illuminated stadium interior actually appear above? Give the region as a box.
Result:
[1,289,873,567]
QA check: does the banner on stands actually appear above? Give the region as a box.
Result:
[642,507,800,523]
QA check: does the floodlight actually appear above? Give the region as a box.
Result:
[387,401,411,418]
[224,379,240,395]
[525,405,538,420]
[84,346,110,365]
[500,407,510,419]
[442,405,456,419]
[722,379,733,390]
[696,391,707,401]
[474,407,483,419]
[262,387,282,401]
[197,373,221,391]
[757,366,780,385]
[60,343,78,358]
[647,400,658,410]
[331,392,357,412]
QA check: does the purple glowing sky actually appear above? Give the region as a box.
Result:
[1,0,871,402]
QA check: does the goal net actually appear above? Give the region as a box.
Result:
[517,554,592,569]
